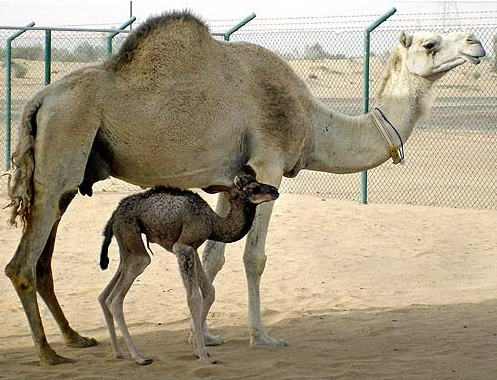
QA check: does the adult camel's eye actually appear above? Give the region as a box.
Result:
[423,41,435,51]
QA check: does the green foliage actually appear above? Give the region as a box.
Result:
[12,46,44,60]
[53,42,106,62]
[12,61,28,78]
[0,43,106,63]
[304,42,332,60]
[277,50,296,61]
[302,42,347,60]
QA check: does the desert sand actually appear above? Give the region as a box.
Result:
[1,191,496,379]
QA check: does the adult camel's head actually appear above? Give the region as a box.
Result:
[398,31,486,80]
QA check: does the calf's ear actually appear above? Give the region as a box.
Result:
[234,175,254,190]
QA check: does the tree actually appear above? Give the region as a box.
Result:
[304,42,332,60]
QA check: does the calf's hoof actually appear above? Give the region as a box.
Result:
[199,356,217,364]
[135,357,153,365]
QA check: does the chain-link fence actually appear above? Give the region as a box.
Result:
[368,13,496,209]
[225,11,497,209]
[1,10,496,209]
[0,26,139,192]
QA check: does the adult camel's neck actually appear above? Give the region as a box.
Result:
[208,192,256,243]
[305,48,435,174]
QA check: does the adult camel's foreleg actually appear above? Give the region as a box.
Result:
[202,191,230,283]
[36,220,98,348]
[243,161,284,346]
[243,201,285,346]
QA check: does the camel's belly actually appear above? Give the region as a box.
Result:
[113,162,234,189]
[102,126,246,189]
[97,80,254,189]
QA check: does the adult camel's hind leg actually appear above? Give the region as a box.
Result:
[5,199,71,365]
[36,220,98,348]
[5,109,100,365]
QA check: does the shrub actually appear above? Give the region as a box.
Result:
[12,61,28,78]
[304,43,332,60]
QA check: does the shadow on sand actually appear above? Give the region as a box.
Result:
[1,299,496,380]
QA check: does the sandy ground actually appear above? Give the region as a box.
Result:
[0,192,496,379]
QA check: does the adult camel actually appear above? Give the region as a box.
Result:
[5,11,485,365]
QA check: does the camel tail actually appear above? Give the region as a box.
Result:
[6,96,43,229]
[100,217,114,270]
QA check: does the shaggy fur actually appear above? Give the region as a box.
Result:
[6,96,42,228]
[97,175,279,364]
[106,10,208,72]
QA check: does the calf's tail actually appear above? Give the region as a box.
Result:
[100,217,114,270]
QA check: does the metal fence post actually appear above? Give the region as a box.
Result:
[106,17,136,56]
[5,21,35,171]
[360,8,396,204]
[223,13,256,41]
[45,30,51,85]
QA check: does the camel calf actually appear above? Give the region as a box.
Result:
[98,175,279,364]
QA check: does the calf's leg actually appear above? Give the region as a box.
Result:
[174,242,214,364]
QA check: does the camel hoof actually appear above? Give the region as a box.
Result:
[114,350,128,359]
[188,332,223,346]
[195,351,216,364]
[135,357,153,365]
[65,334,98,348]
[199,356,217,364]
[40,352,75,366]
[204,333,223,346]
[250,335,286,346]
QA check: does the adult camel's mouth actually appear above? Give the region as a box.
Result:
[460,52,482,65]
[459,40,486,65]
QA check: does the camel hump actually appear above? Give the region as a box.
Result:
[106,10,214,74]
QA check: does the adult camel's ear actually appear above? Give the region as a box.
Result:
[399,31,412,48]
